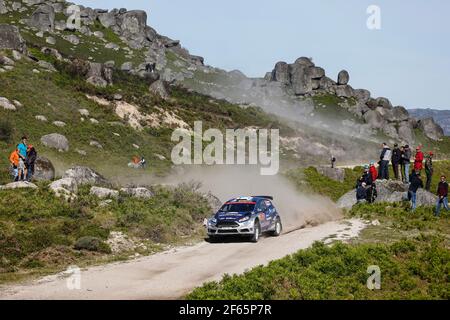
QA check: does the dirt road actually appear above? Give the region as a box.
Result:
[0,219,365,300]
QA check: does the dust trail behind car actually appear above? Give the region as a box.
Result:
[153,166,342,232]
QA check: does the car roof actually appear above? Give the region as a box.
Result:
[225,196,273,203]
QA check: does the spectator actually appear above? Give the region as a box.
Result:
[414,146,424,172]
[399,146,405,182]
[379,143,392,180]
[408,171,423,211]
[424,152,434,191]
[356,182,368,203]
[391,143,401,180]
[403,145,412,183]
[435,175,449,217]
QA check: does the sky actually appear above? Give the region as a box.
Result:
[78,0,450,110]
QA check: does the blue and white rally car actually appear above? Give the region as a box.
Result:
[206,196,282,243]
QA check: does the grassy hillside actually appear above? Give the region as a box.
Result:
[0,182,211,284]
[187,204,449,300]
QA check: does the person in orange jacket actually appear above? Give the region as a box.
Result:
[9,148,20,181]
[369,161,378,182]
[414,146,424,172]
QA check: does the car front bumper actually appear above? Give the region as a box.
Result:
[207,220,255,236]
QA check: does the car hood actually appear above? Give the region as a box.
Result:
[215,211,252,221]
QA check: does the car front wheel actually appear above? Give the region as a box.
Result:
[251,221,261,243]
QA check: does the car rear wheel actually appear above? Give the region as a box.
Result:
[251,221,261,243]
[270,218,282,237]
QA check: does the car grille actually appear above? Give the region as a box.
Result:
[217,220,240,228]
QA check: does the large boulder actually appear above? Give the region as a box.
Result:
[337,180,437,209]
[397,122,415,144]
[334,85,354,98]
[0,181,38,190]
[363,109,385,129]
[49,177,78,195]
[354,89,371,103]
[27,4,55,32]
[337,70,349,85]
[149,80,168,99]
[34,156,55,181]
[120,187,154,199]
[41,133,69,152]
[418,118,444,141]
[90,186,119,199]
[390,106,410,122]
[0,1,8,14]
[271,61,290,84]
[289,63,313,95]
[63,166,110,187]
[116,10,148,49]
[316,166,345,182]
[0,24,27,53]
[376,97,392,109]
[86,62,113,87]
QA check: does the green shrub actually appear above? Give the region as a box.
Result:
[74,236,111,253]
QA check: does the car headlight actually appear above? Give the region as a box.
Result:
[209,218,217,225]
[239,216,250,223]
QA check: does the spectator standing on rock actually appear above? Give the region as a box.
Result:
[414,146,424,173]
[26,145,37,182]
[435,175,449,217]
[379,143,392,180]
[403,145,412,183]
[391,144,402,180]
[9,147,20,182]
[17,136,28,161]
[331,155,336,168]
[369,161,378,182]
[408,171,423,211]
[399,146,406,182]
[424,152,434,191]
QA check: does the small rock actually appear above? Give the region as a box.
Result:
[35,31,44,38]
[154,154,166,160]
[12,100,22,107]
[0,97,16,111]
[113,132,120,137]
[113,94,122,101]
[46,36,56,45]
[75,149,87,156]
[63,34,80,45]
[52,121,66,127]
[12,50,21,60]
[32,69,40,74]
[90,118,99,124]
[0,181,38,190]
[93,31,104,38]
[132,144,140,149]
[90,140,103,149]
[120,187,154,199]
[121,62,133,71]
[35,115,48,122]
[0,55,15,66]
[78,109,90,116]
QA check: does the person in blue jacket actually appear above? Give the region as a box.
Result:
[17,136,28,160]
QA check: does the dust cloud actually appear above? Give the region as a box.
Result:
[151,165,343,231]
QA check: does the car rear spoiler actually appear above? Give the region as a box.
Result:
[252,195,273,200]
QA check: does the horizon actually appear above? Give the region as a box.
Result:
[77,0,450,111]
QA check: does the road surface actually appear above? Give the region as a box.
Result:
[0,219,365,300]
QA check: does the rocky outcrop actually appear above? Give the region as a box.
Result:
[337,180,437,209]
[0,24,27,53]
[63,166,110,187]
[149,80,168,99]
[86,62,113,87]
[27,4,55,32]
[120,187,154,199]
[0,181,38,190]
[0,1,8,14]
[316,167,345,182]
[418,118,444,141]
[34,156,55,181]
[41,133,69,152]
[90,186,119,199]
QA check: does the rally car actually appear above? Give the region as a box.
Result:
[206,196,282,243]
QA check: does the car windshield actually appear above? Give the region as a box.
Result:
[219,203,255,213]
